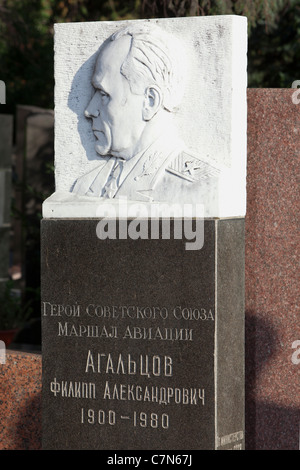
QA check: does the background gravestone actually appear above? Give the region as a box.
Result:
[9,106,54,346]
[12,105,54,283]
[0,114,13,293]
[42,16,247,450]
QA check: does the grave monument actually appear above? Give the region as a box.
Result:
[42,16,247,450]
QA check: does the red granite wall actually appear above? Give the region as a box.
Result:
[245,89,299,450]
[0,89,298,450]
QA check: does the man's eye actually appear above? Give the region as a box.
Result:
[99,90,109,99]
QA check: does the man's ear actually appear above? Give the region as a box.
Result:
[142,86,162,121]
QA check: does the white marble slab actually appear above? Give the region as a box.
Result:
[43,16,247,218]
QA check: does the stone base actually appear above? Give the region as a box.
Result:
[0,350,41,450]
[41,218,244,450]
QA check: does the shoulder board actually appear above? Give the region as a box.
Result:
[166,151,220,182]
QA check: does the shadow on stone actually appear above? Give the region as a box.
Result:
[13,392,42,450]
[245,312,299,450]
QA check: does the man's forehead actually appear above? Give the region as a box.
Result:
[92,36,131,88]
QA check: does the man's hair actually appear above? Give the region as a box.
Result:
[110,23,187,113]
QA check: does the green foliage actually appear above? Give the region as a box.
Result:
[248,0,300,87]
[0,0,55,108]
[140,0,286,31]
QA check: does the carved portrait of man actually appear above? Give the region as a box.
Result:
[72,23,219,204]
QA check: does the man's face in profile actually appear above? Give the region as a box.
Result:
[85,36,146,160]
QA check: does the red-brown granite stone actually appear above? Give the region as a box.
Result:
[0,350,42,450]
[245,89,300,450]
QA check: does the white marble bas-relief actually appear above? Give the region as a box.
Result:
[43,16,247,218]
[72,23,220,206]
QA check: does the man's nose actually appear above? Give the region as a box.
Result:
[85,92,100,118]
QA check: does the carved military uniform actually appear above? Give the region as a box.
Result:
[72,132,220,212]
